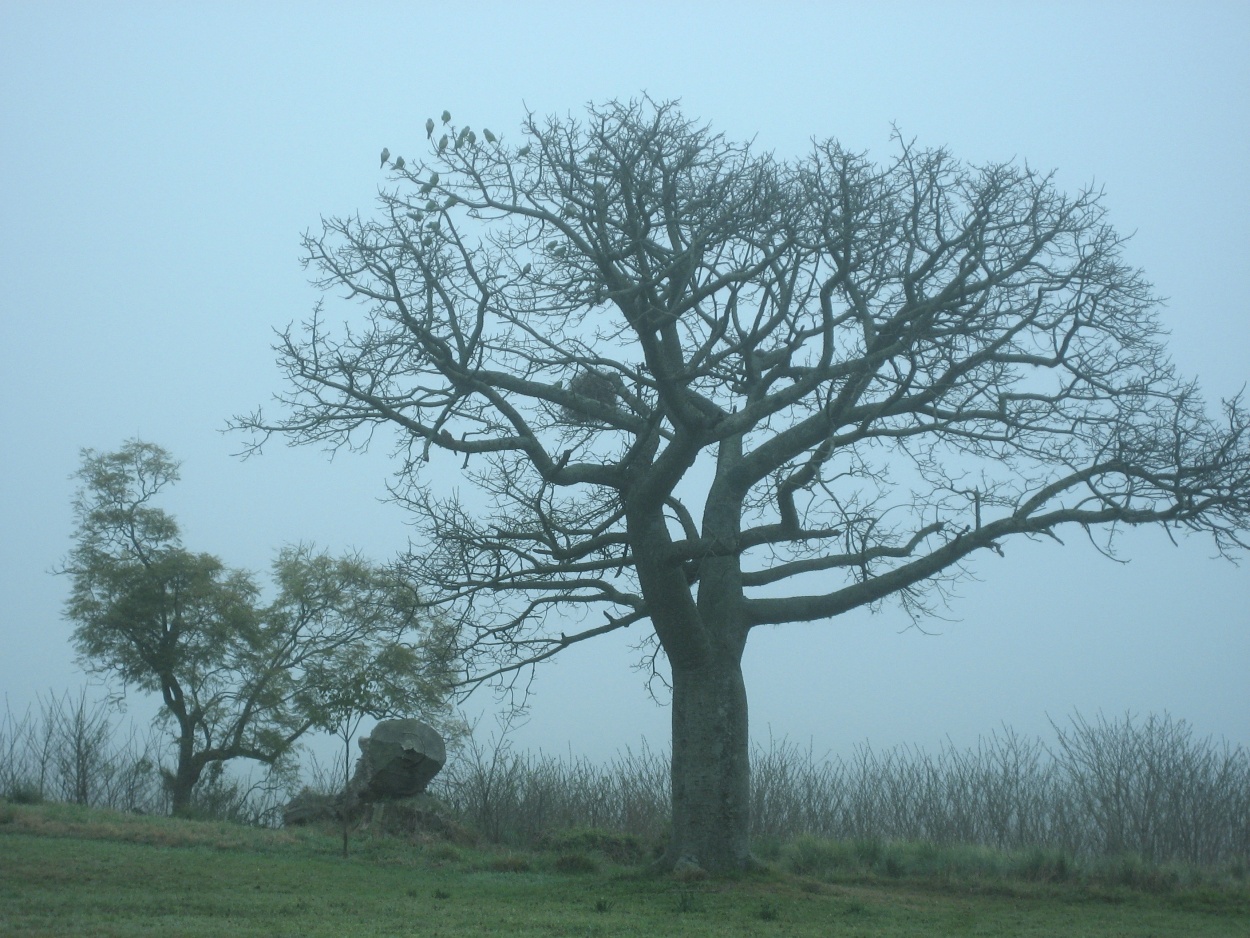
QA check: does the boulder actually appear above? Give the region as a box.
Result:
[362,792,477,845]
[281,719,447,830]
[346,718,446,804]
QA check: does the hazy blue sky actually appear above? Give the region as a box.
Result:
[2,2,1247,764]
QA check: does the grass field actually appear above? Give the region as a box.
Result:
[2,801,1247,937]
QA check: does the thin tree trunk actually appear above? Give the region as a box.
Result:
[666,650,754,873]
[170,771,198,817]
[169,735,201,818]
[341,714,355,858]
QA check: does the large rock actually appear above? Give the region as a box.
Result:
[346,718,446,804]
[361,792,477,845]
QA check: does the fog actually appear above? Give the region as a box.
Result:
[1,2,1246,766]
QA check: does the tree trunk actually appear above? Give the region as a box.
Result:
[169,736,202,818]
[666,649,754,873]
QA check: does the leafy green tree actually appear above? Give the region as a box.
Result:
[62,440,451,816]
[235,99,1250,870]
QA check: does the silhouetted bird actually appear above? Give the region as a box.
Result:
[379,147,390,168]
[426,118,435,138]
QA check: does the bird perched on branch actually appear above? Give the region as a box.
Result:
[392,156,405,171]
[379,147,390,168]
[425,118,435,138]
[441,110,451,124]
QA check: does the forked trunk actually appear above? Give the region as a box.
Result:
[666,650,754,873]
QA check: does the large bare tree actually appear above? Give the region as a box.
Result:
[235,99,1249,871]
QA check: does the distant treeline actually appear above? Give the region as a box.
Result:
[3,690,1247,866]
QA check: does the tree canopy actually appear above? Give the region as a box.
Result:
[235,98,1250,869]
[62,440,453,816]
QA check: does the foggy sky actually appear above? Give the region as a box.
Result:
[1,1,1246,763]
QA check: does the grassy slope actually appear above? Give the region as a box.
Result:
[1,803,1246,937]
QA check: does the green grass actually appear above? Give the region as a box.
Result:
[2,801,1247,937]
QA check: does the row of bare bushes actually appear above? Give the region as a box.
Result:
[4,691,1247,866]
[0,690,287,823]
[751,714,1250,865]
[430,712,1250,866]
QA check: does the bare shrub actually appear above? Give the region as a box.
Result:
[8,687,1246,869]
[176,761,293,827]
[1050,712,1250,864]
[429,722,668,845]
[1,690,165,814]
[426,711,1248,867]
[0,689,296,823]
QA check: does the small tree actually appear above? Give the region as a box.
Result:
[235,99,1250,870]
[61,440,451,816]
[302,633,456,855]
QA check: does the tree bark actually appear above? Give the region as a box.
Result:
[666,648,754,873]
[169,732,202,818]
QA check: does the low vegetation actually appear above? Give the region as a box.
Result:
[4,694,1248,933]
[5,692,1249,868]
[0,690,287,824]
[2,799,1247,937]
[431,710,1250,868]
